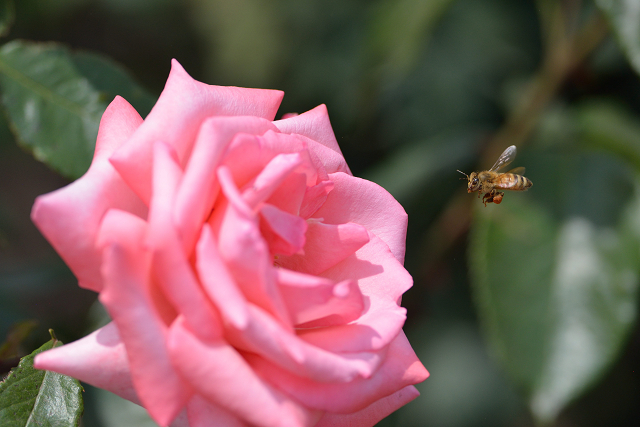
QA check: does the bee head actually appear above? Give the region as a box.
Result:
[467,172,481,192]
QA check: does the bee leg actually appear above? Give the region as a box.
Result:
[482,191,492,207]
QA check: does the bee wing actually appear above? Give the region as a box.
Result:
[506,166,525,175]
[489,145,517,172]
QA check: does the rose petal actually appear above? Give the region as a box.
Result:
[258,131,322,184]
[96,209,177,325]
[175,116,278,254]
[168,317,320,427]
[217,165,291,326]
[263,172,308,216]
[293,134,349,181]
[226,304,381,383]
[276,268,364,327]
[221,134,277,189]
[277,221,369,276]
[247,331,428,413]
[312,172,408,264]
[97,209,146,250]
[299,180,334,219]
[94,96,145,160]
[323,231,412,300]
[147,141,221,340]
[110,59,284,204]
[242,152,305,209]
[260,203,307,256]
[33,322,138,404]
[195,224,249,330]
[299,232,412,352]
[314,385,421,427]
[31,96,146,292]
[273,104,350,175]
[99,240,193,426]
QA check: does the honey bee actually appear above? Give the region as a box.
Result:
[457,145,532,206]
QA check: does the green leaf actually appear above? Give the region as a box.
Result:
[0,40,105,179]
[469,151,640,423]
[596,0,640,76]
[0,331,83,427]
[0,40,155,180]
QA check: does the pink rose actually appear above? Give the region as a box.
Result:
[31,60,428,427]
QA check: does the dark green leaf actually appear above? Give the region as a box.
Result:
[0,0,14,38]
[469,151,640,423]
[0,332,83,426]
[596,0,640,76]
[0,40,155,180]
[0,40,105,179]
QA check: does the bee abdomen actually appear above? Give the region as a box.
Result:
[496,174,532,191]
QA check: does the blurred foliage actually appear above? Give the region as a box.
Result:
[2,0,640,426]
[597,0,640,76]
[0,40,154,178]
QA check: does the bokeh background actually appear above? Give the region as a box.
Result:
[2,0,640,426]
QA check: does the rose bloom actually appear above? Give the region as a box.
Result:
[32,60,428,427]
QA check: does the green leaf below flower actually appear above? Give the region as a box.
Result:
[0,330,83,427]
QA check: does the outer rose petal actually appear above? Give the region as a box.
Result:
[313,172,408,264]
[100,241,193,426]
[273,105,351,175]
[31,96,146,292]
[110,60,284,204]
[33,322,138,404]
[247,331,428,414]
[314,385,421,427]
[168,317,320,427]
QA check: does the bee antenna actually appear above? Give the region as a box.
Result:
[456,170,468,180]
